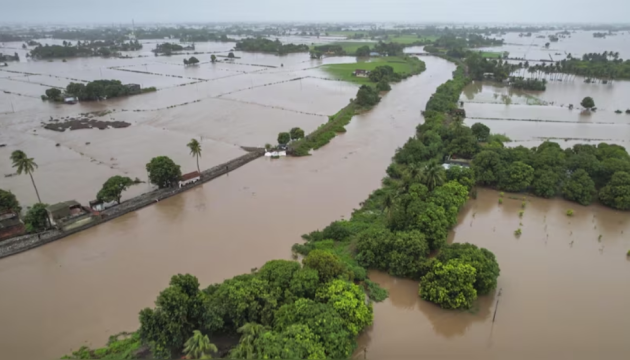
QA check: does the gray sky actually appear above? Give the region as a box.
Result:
[3,0,630,24]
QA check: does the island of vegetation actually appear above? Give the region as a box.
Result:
[42,80,156,102]
[0,52,19,62]
[234,38,309,54]
[28,40,142,59]
[153,42,195,55]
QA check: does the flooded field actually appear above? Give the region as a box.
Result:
[358,188,630,359]
[0,51,456,359]
[461,79,630,149]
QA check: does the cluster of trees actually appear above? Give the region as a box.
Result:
[183,56,199,66]
[28,40,141,59]
[514,52,630,83]
[0,52,19,61]
[355,85,381,107]
[67,254,373,358]
[310,45,345,59]
[472,141,630,209]
[235,38,308,55]
[43,80,153,102]
[277,127,305,146]
[508,77,547,91]
[293,63,500,310]
[372,41,405,56]
[153,42,193,55]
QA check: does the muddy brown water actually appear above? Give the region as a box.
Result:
[358,188,630,359]
[0,54,456,358]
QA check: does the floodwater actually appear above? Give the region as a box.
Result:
[0,48,456,358]
[358,188,630,359]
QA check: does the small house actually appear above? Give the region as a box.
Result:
[353,69,369,78]
[369,52,381,57]
[179,171,201,188]
[64,97,77,104]
[0,211,25,241]
[483,73,495,80]
[46,200,93,230]
[125,83,141,94]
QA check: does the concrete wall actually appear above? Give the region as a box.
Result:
[0,149,264,259]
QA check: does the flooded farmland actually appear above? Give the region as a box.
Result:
[1,29,630,360]
[358,188,630,359]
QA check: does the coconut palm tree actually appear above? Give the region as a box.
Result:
[183,330,217,359]
[421,161,446,191]
[187,138,202,173]
[381,191,397,221]
[231,323,266,359]
[10,150,41,203]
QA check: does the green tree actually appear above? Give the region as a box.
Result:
[376,79,391,92]
[146,156,182,189]
[420,259,477,310]
[355,45,371,57]
[210,55,217,63]
[277,132,290,146]
[187,139,202,173]
[562,169,595,205]
[289,127,304,141]
[471,123,490,142]
[288,267,319,299]
[228,52,235,58]
[183,330,217,359]
[302,250,347,283]
[274,299,354,359]
[581,96,595,110]
[598,171,630,210]
[387,230,430,278]
[188,56,199,65]
[530,168,558,198]
[97,176,134,204]
[229,323,266,359]
[0,189,21,213]
[10,150,42,203]
[421,161,446,191]
[437,243,500,295]
[45,88,61,100]
[139,274,207,359]
[315,279,373,335]
[355,85,380,107]
[498,161,534,192]
[66,82,86,97]
[23,203,49,232]
[472,150,504,187]
[233,325,326,359]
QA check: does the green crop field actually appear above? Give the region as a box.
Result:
[479,51,503,58]
[322,57,423,85]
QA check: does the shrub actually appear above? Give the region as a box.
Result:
[498,198,503,204]
[514,228,522,236]
[364,279,388,302]
[566,209,574,216]
[419,259,477,310]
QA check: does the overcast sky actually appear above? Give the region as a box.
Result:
[2,0,630,24]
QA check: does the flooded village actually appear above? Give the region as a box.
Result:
[1,15,630,360]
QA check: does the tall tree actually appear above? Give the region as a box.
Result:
[0,189,21,213]
[97,176,134,204]
[183,330,217,359]
[187,139,202,173]
[10,150,42,203]
[421,161,446,191]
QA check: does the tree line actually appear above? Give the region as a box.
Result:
[234,38,309,55]
[42,80,155,102]
[28,40,142,59]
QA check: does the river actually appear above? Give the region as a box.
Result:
[0,54,456,359]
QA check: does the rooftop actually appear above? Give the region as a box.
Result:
[181,171,201,181]
[46,200,81,214]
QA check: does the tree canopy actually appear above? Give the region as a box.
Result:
[581,96,595,110]
[97,176,135,204]
[420,259,478,310]
[146,156,182,188]
[0,189,21,213]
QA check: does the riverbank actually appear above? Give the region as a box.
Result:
[0,148,264,259]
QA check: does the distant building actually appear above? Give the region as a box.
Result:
[64,97,77,104]
[125,83,141,94]
[369,52,381,57]
[46,200,94,230]
[483,73,495,79]
[353,69,370,78]
[179,171,201,188]
[0,211,25,241]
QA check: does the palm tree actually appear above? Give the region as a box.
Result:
[231,323,265,359]
[421,161,446,191]
[11,150,41,203]
[183,330,217,359]
[381,192,397,221]
[187,139,202,173]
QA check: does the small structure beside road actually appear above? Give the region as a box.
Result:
[46,200,95,230]
[353,69,370,78]
[0,211,25,241]
[179,171,201,188]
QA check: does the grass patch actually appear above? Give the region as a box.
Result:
[322,56,425,86]
[62,332,141,359]
[479,51,503,59]
[326,41,376,55]
[289,103,357,156]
